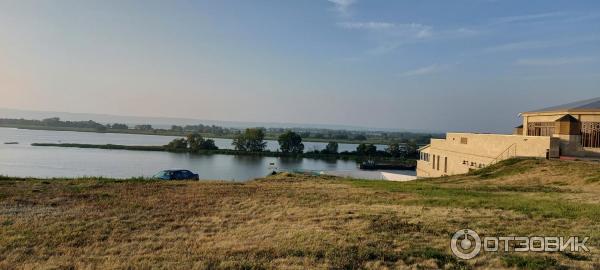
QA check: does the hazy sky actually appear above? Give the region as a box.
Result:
[1,0,599,132]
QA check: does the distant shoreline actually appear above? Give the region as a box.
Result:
[0,124,401,145]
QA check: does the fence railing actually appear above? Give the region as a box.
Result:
[488,143,517,166]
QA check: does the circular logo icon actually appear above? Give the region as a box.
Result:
[451,229,482,260]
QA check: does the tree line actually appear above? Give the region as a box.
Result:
[0,117,439,145]
[165,128,419,159]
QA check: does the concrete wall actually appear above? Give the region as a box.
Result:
[417,133,559,178]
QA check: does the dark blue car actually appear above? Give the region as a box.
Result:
[153,170,199,180]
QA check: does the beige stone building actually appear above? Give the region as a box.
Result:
[417,97,600,178]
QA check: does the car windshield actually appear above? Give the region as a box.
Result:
[153,171,169,178]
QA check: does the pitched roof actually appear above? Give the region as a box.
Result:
[556,114,578,122]
[523,97,600,114]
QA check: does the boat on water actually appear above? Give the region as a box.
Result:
[4,142,19,145]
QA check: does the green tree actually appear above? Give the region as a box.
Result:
[165,138,188,152]
[232,128,267,152]
[187,133,206,152]
[278,131,304,154]
[386,143,401,157]
[200,139,218,150]
[232,135,247,151]
[111,123,129,130]
[405,141,418,158]
[324,142,338,154]
[166,134,218,152]
[356,143,377,156]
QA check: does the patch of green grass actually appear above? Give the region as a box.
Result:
[585,174,600,184]
[347,179,600,221]
[469,158,539,179]
[502,255,564,270]
[561,252,590,261]
[469,185,563,193]
[410,190,600,221]
[1,220,14,226]
[367,214,423,234]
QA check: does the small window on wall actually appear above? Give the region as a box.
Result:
[460,137,468,144]
[444,157,448,173]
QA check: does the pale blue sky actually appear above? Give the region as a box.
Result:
[1,0,599,132]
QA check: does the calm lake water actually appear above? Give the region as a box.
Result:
[0,127,414,181]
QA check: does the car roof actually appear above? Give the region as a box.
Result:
[163,169,191,172]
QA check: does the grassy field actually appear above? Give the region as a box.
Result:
[1,158,599,269]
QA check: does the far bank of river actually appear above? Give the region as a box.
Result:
[0,127,387,152]
[0,124,401,145]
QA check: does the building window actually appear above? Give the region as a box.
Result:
[444,157,448,173]
[527,122,555,136]
[581,122,600,148]
[432,155,436,169]
[437,156,440,171]
[460,137,468,144]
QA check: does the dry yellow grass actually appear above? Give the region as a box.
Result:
[0,158,599,269]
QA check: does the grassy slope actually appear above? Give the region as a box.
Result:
[1,158,599,269]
